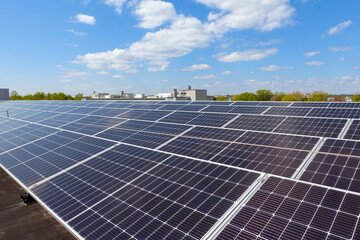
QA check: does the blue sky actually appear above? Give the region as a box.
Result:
[1,0,359,96]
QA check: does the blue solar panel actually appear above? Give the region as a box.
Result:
[2,100,360,240]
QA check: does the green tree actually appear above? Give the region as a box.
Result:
[10,91,22,100]
[74,93,84,100]
[282,91,304,101]
[308,91,328,101]
[33,92,46,100]
[232,92,258,101]
[353,93,360,102]
[216,96,228,101]
[273,92,286,101]
[256,89,273,101]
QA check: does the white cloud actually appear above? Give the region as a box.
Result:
[329,46,352,52]
[327,20,352,35]
[112,74,124,79]
[304,51,320,57]
[218,48,278,62]
[259,39,281,46]
[97,71,109,75]
[77,0,295,72]
[355,67,360,70]
[65,29,87,36]
[258,65,293,71]
[76,14,96,25]
[305,61,324,66]
[182,64,211,71]
[148,65,168,72]
[193,74,218,80]
[244,79,272,86]
[104,0,127,14]
[198,0,295,33]
[220,70,233,75]
[339,57,345,61]
[135,0,176,29]
[76,15,212,72]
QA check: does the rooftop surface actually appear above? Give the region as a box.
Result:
[0,167,75,240]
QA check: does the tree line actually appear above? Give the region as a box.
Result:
[216,90,360,102]
[9,91,86,100]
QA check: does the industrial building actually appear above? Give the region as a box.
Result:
[0,88,9,100]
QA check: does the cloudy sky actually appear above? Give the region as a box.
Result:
[1,0,359,95]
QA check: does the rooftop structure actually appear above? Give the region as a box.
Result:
[1,100,360,239]
[0,88,9,100]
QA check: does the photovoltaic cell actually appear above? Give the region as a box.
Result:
[236,131,319,151]
[201,106,235,113]
[344,120,360,140]
[226,115,285,132]
[187,113,237,127]
[292,102,330,108]
[212,143,310,177]
[274,117,347,138]
[183,126,245,141]
[31,145,259,240]
[159,111,202,124]
[264,107,312,117]
[319,138,360,157]
[300,153,360,193]
[217,176,360,240]
[307,108,360,118]
[229,106,268,114]
[160,137,231,160]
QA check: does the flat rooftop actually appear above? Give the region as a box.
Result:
[0,167,75,240]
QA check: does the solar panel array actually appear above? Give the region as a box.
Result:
[1,100,360,240]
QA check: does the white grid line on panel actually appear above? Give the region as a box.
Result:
[338,119,354,139]
[271,116,289,132]
[260,106,272,115]
[28,142,122,190]
[203,174,269,240]
[291,137,326,180]
[155,126,196,150]
[220,114,241,128]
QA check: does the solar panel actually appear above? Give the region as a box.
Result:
[30,145,260,239]
[292,102,330,108]
[274,117,347,138]
[2,100,360,240]
[236,131,319,151]
[212,143,310,177]
[344,120,360,140]
[159,111,202,124]
[226,114,285,132]
[264,107,312,116]
[229,106,268,114]
[300,153,360,193]
[217,176,360,240]
[307,107,360,118]
[201,105,235,113]
[187,113,237,127]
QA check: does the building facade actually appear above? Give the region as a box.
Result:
[0,89,9,100]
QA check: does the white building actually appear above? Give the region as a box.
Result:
[157,92,173,98]
[177,89,210,101]
[134,94,145,99]
[92,91,117,99]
